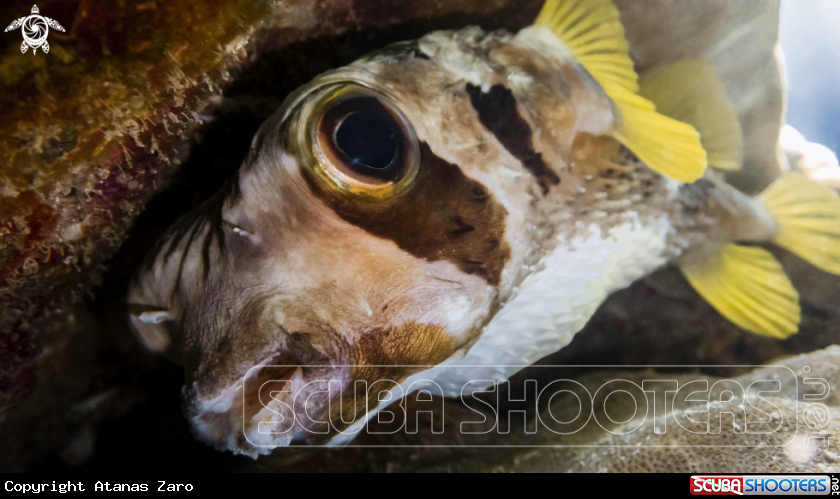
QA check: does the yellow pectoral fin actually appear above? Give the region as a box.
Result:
[535,0,638,93]
[680,244,800,339]
[640,60,743,172]
[610,89,708,183]
[760,173,840,275]
[535,0,708,183]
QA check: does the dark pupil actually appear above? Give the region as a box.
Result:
[335,111,397,170]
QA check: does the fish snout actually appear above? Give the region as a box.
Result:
[184,345,372,455]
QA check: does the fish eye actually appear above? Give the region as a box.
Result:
[335,108,397,171]
[309,86,419,201]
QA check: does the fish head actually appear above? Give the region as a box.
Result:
[127,27,616,455]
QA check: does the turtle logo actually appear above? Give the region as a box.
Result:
[5,5,65,55]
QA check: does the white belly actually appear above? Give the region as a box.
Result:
[328,213,672,445]
[418,213,673,396]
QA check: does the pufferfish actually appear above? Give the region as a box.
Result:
[128,0,840,455]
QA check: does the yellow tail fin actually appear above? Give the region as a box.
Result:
[759,173,840,274]
[680,244,800,339]
[535,0,707,183]
[640,60,743,171]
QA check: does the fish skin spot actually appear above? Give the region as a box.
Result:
[470,185,489,203]
[465,83,560,194]
[450,215,476,236]
[354,322,454,370]
[322,322,455,431]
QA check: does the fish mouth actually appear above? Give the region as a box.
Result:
[184,349,370,456]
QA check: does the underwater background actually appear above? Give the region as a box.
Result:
[781,0,840,157]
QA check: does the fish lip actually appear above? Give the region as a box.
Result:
[183,348,349,454]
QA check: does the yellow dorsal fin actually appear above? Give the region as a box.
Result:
[680,244,800,339]
[640,60,743,171]
[759,173,840,274]
[535,0,707,183]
